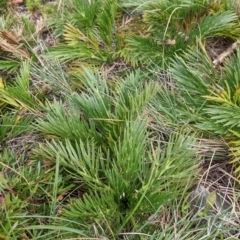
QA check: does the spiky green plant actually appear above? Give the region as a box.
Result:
[35,118,200,237]
[153,41,240,178]
[48,0,119,64]
[119,0,240,67]
[48,0,240,70]
[26,64,200,237]
[34,66,157,145]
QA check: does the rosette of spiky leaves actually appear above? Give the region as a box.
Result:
[36,119,199,237]
[119,0,240,67]
[149,42,217,132]
[202,48,240,179]
[156,42,240,134]
[33,63,199,236]
[35,66,157,149]
[199,48,240,134]
[48,0,118,64]
[156,42,240,178]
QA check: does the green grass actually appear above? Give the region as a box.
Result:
[0,0,240,239]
